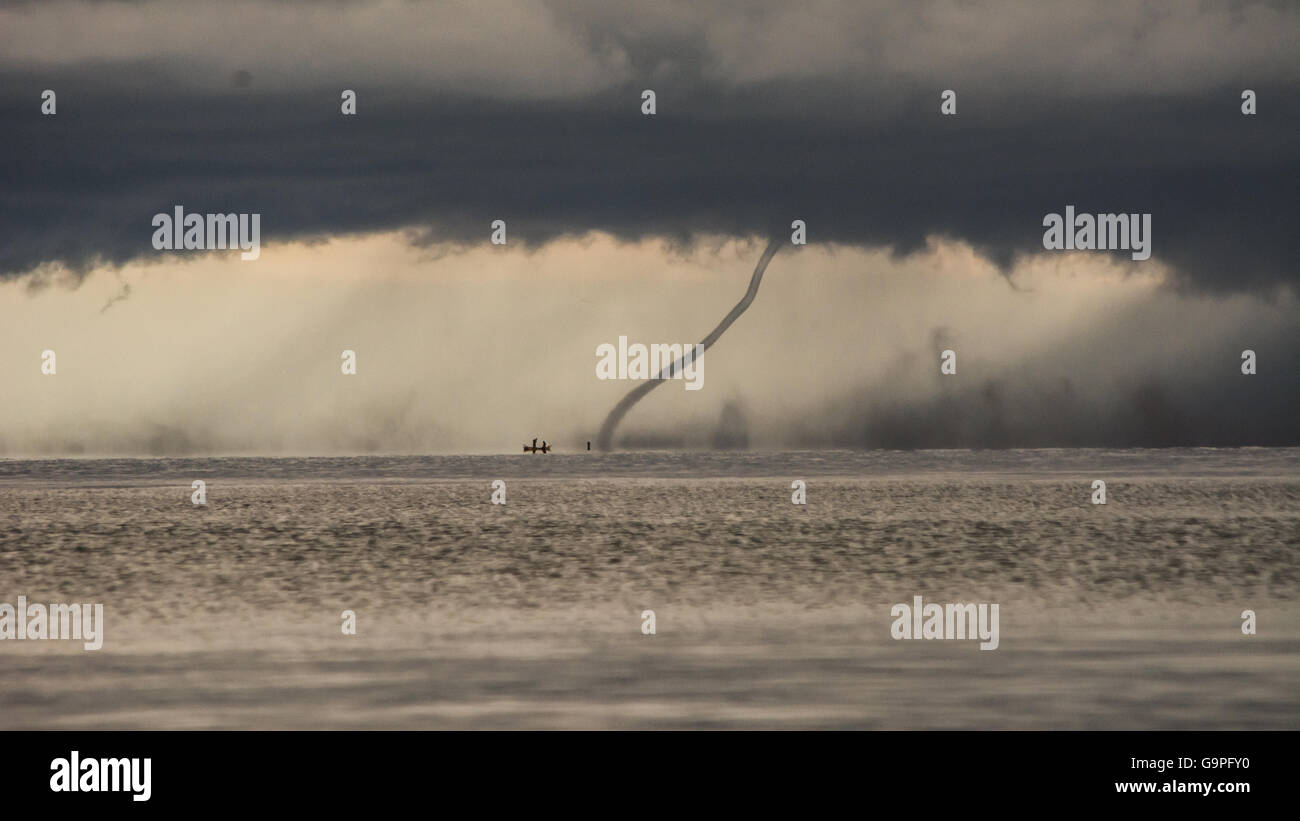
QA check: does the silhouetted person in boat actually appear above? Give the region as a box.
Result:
[541,441,548,452]
[532,438,538,450]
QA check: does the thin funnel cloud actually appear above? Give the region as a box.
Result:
[596,237,782,450]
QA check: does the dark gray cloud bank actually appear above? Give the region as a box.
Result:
[1,0,1296,293]
[3,74,1297,294]
[0,0,1296,450]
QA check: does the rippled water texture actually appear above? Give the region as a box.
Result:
[1,449,1296,728]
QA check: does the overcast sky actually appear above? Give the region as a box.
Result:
[1,0,1296,453]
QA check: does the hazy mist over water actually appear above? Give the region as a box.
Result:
[3,237,1297,458]
[1,448,1296,729]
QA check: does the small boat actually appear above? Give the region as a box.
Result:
[523,439,551,453]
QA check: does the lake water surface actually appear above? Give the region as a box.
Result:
[1,449,1296,729]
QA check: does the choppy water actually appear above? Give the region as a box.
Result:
[1,449,1297,729]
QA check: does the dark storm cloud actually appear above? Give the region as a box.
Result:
[0,0,1297,294]
[3,72,1296,293]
